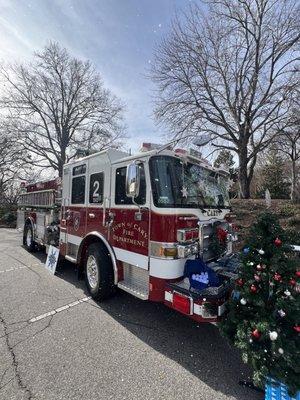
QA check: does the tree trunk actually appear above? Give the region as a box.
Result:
[58,145,67,178]
[238,148,251,199]
[291,159,296,203]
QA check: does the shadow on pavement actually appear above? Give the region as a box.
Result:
[31,249,263,400]
[99,294,263,400]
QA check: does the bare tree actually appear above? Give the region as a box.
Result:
[152,0,300,198]
[276,93,300,202]
[0,128,31,205]
[0,42,125,177]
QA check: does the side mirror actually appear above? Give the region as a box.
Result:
[126,162,140,198]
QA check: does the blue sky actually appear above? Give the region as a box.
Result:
[0,0,194,152]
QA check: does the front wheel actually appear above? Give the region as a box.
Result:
[23,224,36,252]
[84,243,116,301]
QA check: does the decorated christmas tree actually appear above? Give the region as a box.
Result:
[220,212,300,395]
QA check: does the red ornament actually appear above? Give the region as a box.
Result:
[256,264,262,271]
[250,284,258,293]
[236,278,244,287]
[274,238,282,247]
[217,227,228,243]
[289,279,296,287]
[274,273,282,282]
[296,271,300,278]
[251,329,261,339]
[254,274,261,282]
[293,326,300,333]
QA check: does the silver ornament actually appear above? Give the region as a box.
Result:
[269,331,278,341]
[278,309,286,317]
[258,249,265,255]
[278,348,284,354]
[240,298,247,305]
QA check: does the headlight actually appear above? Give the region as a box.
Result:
[150,241,199,259]
[150,242,178,259]
[177,243,199,258]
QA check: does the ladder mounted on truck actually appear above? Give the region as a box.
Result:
[18,189,61,209]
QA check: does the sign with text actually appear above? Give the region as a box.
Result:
[45,246,59,275]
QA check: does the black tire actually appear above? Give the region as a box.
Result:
[84,243,116,301]
[23,223,36,252]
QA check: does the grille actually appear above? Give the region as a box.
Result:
[200,220,228,261]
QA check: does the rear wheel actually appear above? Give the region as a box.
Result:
[84,243,116,301]
[23,224,36,252]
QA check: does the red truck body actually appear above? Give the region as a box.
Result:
[17,145,237,323]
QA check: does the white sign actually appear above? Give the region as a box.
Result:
[45,245,60,275]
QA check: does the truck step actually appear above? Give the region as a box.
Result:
[117,263,149,300]
[118,281,148,300]
[65,255,77,263]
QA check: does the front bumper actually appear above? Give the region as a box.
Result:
[164,260,238,322]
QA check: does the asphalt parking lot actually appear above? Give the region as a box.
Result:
[0,228,263,400]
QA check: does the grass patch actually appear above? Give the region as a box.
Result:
[279,203,297,218]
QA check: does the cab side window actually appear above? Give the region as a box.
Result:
[115,165,146,205]
[89,173,104,204]
[71,164,86,204]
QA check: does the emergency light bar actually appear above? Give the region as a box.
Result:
[140,142,162,152]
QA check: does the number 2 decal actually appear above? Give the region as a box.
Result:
[93,180,100,197]
[89,172,103,203]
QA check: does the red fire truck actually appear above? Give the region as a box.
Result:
[17,143,238,323]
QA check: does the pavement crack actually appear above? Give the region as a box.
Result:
[7,319,30,326]
[0,367,9,387]
[0,313,34,399]
[0,377,14,391]
[0,322,30,340]
[11,314,54,350]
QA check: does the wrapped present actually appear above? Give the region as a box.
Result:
[184,258,220,291]
[265,378,300,400]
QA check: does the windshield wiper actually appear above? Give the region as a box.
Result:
[179,195,207,212]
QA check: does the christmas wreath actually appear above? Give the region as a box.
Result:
[208,222,228,259]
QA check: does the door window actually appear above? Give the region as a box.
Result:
[71,176,86,204]
[89,173,104,204]
[71,164,86,204]
[115,165,146,205]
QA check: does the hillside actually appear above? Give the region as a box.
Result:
[231,199,300,247]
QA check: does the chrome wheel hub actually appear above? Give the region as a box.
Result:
[87,255,99,289]
[26,230,32,247]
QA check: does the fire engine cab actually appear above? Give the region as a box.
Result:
[17,143,238,323]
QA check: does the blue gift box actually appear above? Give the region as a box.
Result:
[184,258,220,291]
[265,378,300,400]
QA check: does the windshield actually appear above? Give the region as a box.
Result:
[149,155,230,209]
